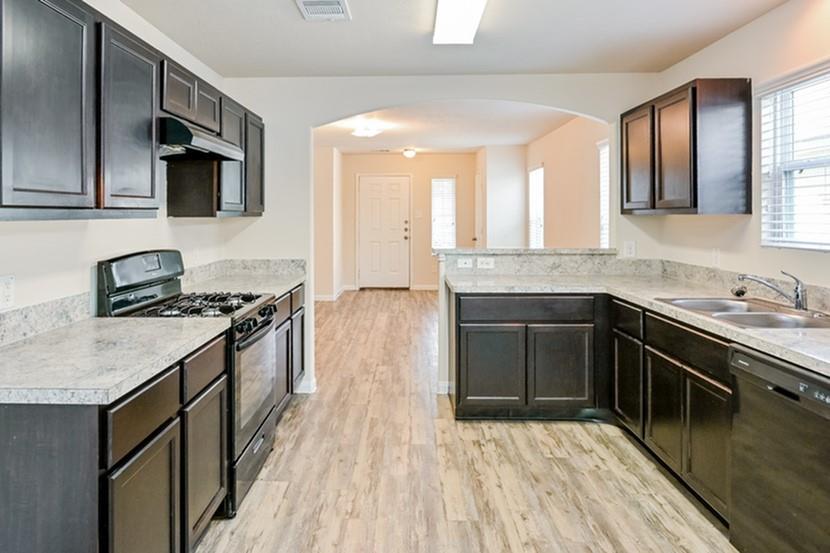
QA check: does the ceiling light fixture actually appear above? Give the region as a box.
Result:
[402,148,417,159]
[433,0,488,45]
[351,127,383,138]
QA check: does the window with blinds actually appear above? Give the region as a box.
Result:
[431,177,456,249]
[760,68,830,250]
[598,141,610,248]
[528,167,544,249]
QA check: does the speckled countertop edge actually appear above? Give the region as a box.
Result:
[445,274,830,380]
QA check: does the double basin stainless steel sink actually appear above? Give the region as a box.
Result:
[658,298,830,329]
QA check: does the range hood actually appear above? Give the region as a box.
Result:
[159,117,244,161]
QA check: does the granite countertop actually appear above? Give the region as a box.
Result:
[0,318,229,405]
[183,272,305,299]
[0,271,306,406]
[445,273,830,380]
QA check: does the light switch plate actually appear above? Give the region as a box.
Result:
[457,258,473,269]
[622,241,637,258]
[0,275,14,310]
[476,257,495,269]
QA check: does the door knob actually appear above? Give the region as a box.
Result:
[404,236,409,240]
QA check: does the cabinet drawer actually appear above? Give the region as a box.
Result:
[645,313,729,382]
[274,293,291,327]
[458,296,594,323]
[182,335,227,403]
[105,366,181,469]
[291,284,305,313]
[611,299,643,339]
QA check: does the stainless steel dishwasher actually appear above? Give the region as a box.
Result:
[729,345,830,553]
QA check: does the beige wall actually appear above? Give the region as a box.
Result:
[339,153,477,290]
[482,145,528,248]
[616,0,830,287]
[313,146,335,298]
[526,118,610,248]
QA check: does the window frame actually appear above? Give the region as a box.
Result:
[528,165,545,249]
[597,139,611,249]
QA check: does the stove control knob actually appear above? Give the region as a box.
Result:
[259,305,276,318]
[236,319,256,334]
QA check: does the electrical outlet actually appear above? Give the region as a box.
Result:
[711,248,722,268]
[476,257,495,269]
[622,241,637,258]
[457,258,473,269]
[0,275,14,310]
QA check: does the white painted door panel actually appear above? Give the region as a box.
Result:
[358,176,410,288]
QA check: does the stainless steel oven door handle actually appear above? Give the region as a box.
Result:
[235,318,276,352]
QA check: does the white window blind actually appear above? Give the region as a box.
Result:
[598,141,610,249]
[761,68,830,250]
[431,177,456,249]
[528,167,545,249]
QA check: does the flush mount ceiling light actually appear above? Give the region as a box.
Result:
[351,127,383,138]
[433,0,488,45]
[402,148,417,159]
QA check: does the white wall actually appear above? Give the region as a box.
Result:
[526,117,611,248]
[0,0,228,309]
[483,145,529,248]
[617,0,830,287]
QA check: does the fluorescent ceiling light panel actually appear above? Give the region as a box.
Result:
[433,0,488,45]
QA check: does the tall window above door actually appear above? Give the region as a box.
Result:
[598,140,610,248]
[431,177,456,249]
[528,167,544,249]
[760,67,830,250]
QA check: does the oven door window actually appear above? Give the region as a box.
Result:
[235,322,277,457]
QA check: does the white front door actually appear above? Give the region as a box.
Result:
[358,175,411,288]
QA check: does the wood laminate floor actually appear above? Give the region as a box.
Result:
[196,289,736,553]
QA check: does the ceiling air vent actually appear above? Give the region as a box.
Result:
[295,0,352,21]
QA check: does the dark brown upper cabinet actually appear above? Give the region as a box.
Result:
[621,78,751,215]
[621,105,653,211]
[221,98,246,148]
[99,23,161,209]
[161,60,223,134]
[194,81,222,133]
[161,60,198,123]
[244,112,265,215]
[1,0,97,208]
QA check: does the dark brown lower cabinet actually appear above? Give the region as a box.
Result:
[291,307,305,390]
[275,320,292,412]
[645,348,684,473]
[684,372,731,519]
[459,324,526,408]
[181,376,227,552]
[527,324,594,407]
[107,418,181,553]
[613,330,644,437]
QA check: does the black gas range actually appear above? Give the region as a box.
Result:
[97,250,280,516]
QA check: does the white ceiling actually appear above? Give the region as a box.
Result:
[123,0,786,77]
[313,100,579,153]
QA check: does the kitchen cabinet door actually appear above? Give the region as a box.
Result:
[613,330,644,438]
[645,348,684,473]
[107,419,181,553]
[221,97,246,147]
[195,81,222,133]
[100,23,160,209]
[291,308,305,390]
[182,377,227,552]
[1,0,96,208]
[275,320,292,412]
[620,105,653,212]
[459,324,526,408]
[244,113,265,214]
[654,87,694,209]
[527,324,594,407]
[162,60,198,122]
[684,371,731,519]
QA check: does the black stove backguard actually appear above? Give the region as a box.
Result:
[97,250,185,316]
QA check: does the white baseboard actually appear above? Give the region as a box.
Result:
[411,284,438,291]
[315,294,338,302]
[316,285,358,302]
[294,376,317,394]
[437,381,450,394]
